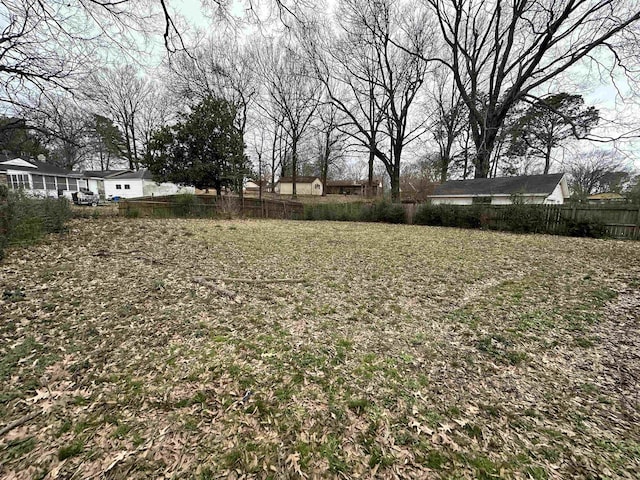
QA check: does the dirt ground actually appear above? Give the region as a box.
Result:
[1,217,639,479]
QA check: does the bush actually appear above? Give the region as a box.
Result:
[495,204,547,234]
[304,202,365,221]
[0,189,71,260]
[362,200,406,224]
[564,218,607,238]
[171,194,216,218]
[304,200,405,224]
[414,204,481,228]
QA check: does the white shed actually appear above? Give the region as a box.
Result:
[428,173,570,205]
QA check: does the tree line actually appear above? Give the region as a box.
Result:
[2,0,640,201]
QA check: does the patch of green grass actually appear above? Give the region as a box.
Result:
[6,437,36,460]
[58,440,84,461]
[422,449,448,470]
[347,398,370,415]
[112,423,133,439]
[319,435,348,474]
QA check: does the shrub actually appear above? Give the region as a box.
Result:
[564,218,607,238]
[414,204,482,228]
[494,204,547,233]
[304,200,405,224]
[171,194,216,218]
[362,200,406,224]
[303,203,366,222]
[0,190,71,260]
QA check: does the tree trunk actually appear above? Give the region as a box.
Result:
[544,142,552,174]
[291,137,297,199]
[390,163,400,202]
[368,144,375,197]
[474,149,492,178]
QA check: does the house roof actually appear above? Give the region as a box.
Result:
[431,173,566,197]
[0,158,73,176]
[83,170,127,178]
[277,176,320,184]
[103,169,153,180]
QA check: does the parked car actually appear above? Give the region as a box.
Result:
[72,188,100,206]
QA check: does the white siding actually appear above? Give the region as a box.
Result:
[104,179,144,199]
[143,181,195,197]
[431,197,473,205]
[491,195,545,205]
[544,184,565,204]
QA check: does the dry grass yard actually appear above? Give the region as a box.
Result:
[1,218,639,479]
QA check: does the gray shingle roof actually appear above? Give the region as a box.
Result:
[83,170,127,178]
[432,173,565,197]
[0,158,73,176]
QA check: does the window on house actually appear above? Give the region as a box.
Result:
[472,196,492,204]
[124,184,130,190]
[44,176,56,190]
[9,174,29,189]
[116,184,122,190]
[56,177,68,191]
[32,175,44,189]
[68,178,78,191]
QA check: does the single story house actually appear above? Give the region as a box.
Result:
[325,179,383,196]
[86,169,194,200]
[428,173,570,205]
[275,176,323,196]
[0,157,82,198]
[245,180,271,194]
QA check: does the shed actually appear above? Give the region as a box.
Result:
[275,176,323,196]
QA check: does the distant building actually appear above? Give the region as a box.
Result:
[428,173,570,205]
[274,176,323,196]
[587,192,626,204]
[325,179,383,196]
[81,169,194,200]
[0,157,82,198]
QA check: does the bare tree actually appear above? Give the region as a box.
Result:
[430,68,467,182]
[314,100,347,195]
[87,65,151,170]
[255,39,321,198]
[33,96,92,170]
[308,0,432,200]
[567,149,631,199]
[0,0,185,117]
[421,0,640,178]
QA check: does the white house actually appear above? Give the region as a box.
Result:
[0,157,82,198]
[275,176,323,196]
[84,169,194,200]
[428,173,570,205]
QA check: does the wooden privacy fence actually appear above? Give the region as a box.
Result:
[118,195,304,220]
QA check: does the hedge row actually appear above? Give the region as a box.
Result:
[303,200,607,238]
[413,204,607,237]
[303,201,405,224]
[0,185,71,260]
